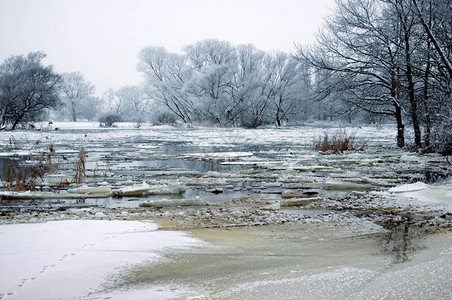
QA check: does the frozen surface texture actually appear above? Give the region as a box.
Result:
[0,220,201,299]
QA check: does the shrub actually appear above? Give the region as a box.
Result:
[153,112,178,125]
[99,113,122,127]
[314,131,365,154]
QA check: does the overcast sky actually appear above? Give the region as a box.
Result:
[0,0,335,96]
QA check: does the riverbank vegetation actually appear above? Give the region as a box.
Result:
[1,0,450,154]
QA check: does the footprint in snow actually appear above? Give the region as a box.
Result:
[0,291,15,299]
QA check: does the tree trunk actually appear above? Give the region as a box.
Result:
[395,102,405,148]
[406,65,422,147]
[391,64,404,148]
[71,101,77,122]
[403,27,422,147]
[276,105,282,126]
[275,95,282,126]
[422,35,433,149]
[11,113,25,130]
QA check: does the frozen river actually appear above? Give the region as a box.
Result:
[0,122,449,208]
[1,122,451,299]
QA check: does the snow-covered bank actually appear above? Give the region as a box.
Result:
[0,220,202,299]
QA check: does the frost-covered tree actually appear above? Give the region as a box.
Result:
[183,40,237,124]
[103,88,122,115]
[138,40,312,127]
[0,52,61,130]
[138,47,194,123]
[78,96,102,121]
[59,72,95,121]
[266,53,306,126]
[102,86,150,124]
[297,0,409,143]
[115,86,150,124]
[231,44,269,127]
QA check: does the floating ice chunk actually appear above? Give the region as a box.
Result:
[179,176,230,186]
[0,191,88,200]
[185,152,253,158]
[1,185,113,199]
[389,182,429,193]
[399,154,420,162]
[113,182,186,197]
[148,183,187,195]
[401,184,452,203]
[43,174,74,185]
[114,182,152,197]
[139,197,205,208]
[94,211,107,218]
[321,181,374,190]
[280,197,321,207]
[67,185,112,195]
[136,144,158,149]
[205,171,243,178]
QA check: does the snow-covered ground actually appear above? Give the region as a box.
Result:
[0,220,202,299]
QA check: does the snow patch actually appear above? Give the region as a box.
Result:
[0,220,202,299]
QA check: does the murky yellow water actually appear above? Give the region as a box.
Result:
[119,223,392,299]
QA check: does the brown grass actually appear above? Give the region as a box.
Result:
[314,131,366,154]
[3,144,60,192]
[2,144,88,192]
[72,147,86,184]
[7,135,18,150]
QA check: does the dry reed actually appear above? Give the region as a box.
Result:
[314,131,366,154]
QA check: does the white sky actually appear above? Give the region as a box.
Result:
[0,0,335,96]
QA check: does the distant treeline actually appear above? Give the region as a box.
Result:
[1,0,450,153]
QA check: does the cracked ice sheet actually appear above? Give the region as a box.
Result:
[0,220,202,300]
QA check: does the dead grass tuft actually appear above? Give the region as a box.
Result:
[2,144,89,192]
[73,147,86,184]
[314,131,366,154]
[3,144,60,192]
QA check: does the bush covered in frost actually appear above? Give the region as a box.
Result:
[99,113,122,127]
[152,111,178,125]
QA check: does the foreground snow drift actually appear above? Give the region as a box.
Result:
[0,220,202,299]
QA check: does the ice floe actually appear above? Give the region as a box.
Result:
[389,182,430,193]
